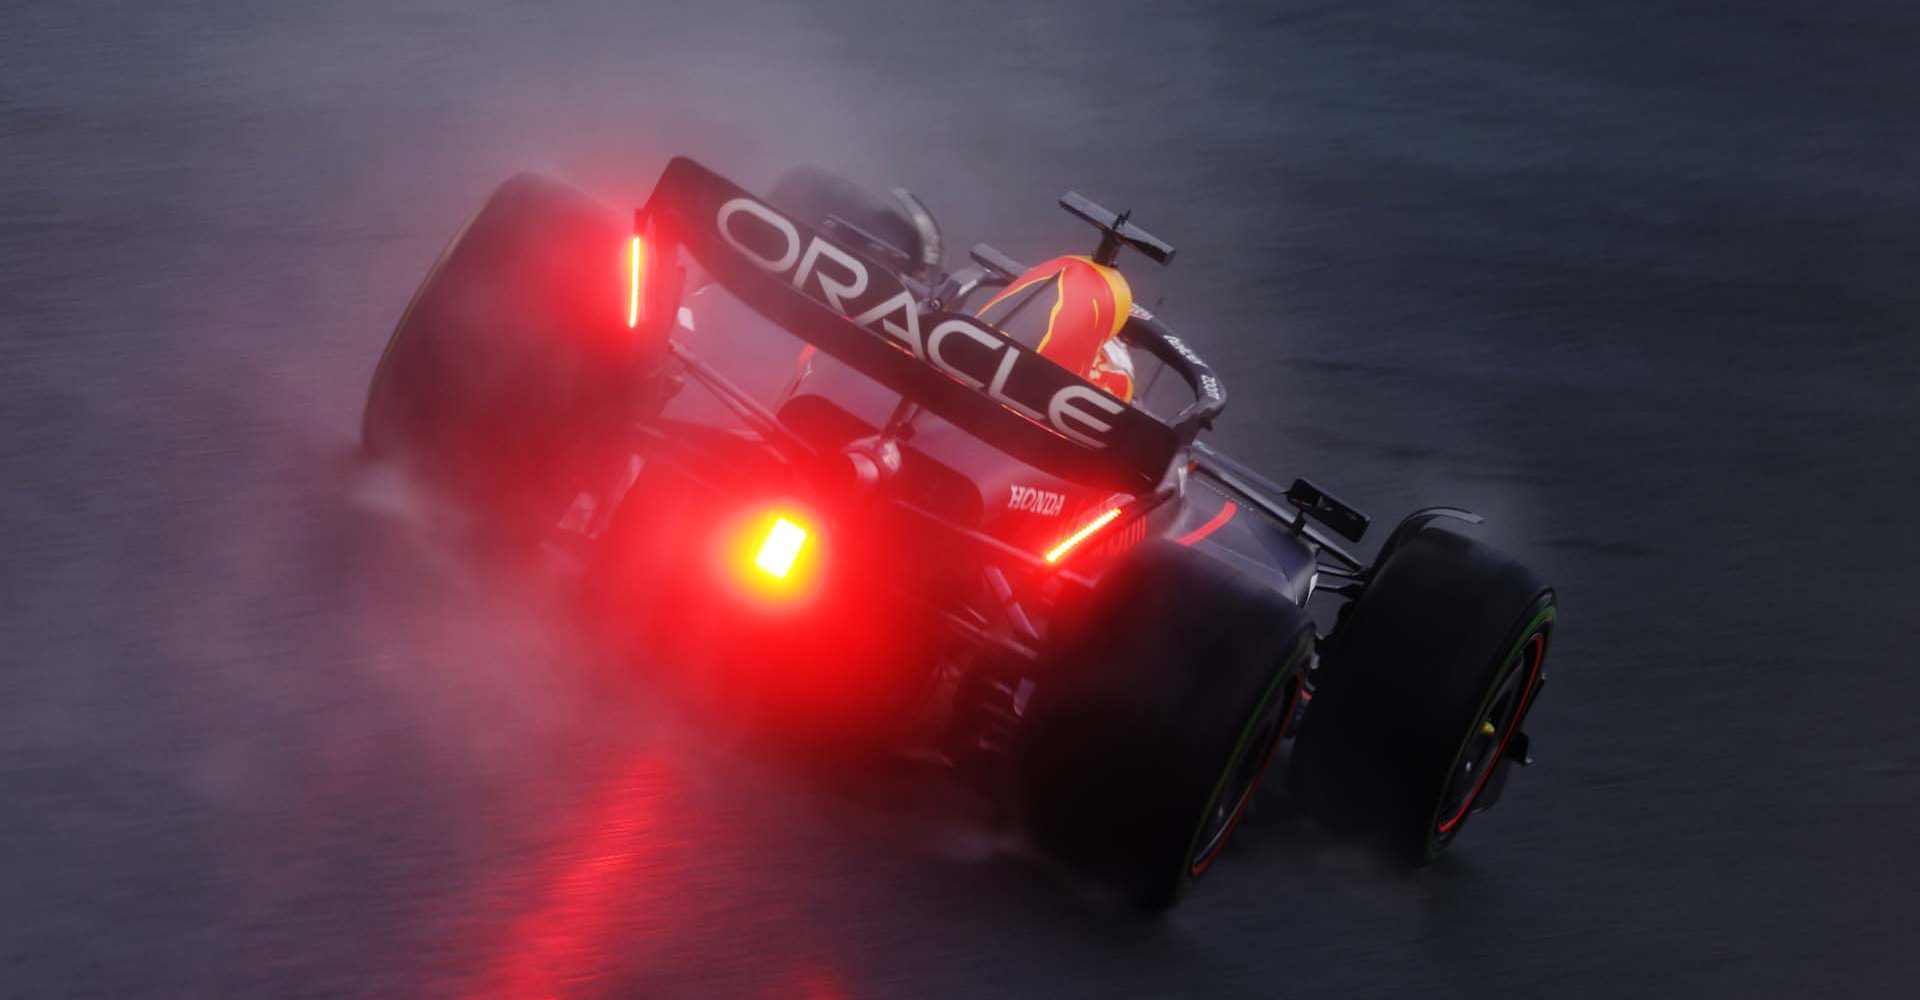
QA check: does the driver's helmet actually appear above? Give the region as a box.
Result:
[975,255,1137,401]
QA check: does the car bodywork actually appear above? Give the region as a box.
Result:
[583,157,1421,751]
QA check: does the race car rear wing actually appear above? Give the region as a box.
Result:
[635,157,1187,495]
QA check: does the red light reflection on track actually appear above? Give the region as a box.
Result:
[779,965,852,1000]
[467,754,679,1000]
[454,748,858,1000]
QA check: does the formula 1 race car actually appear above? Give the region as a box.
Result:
[361,158,1558,909]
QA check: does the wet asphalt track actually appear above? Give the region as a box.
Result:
[5,1,1919,997]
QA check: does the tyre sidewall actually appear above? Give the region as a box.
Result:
[1021,540,1316,908]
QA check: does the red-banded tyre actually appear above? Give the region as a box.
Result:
[362,174,643,541]
[1019,539,1315,910]
[1288,525,1556,865]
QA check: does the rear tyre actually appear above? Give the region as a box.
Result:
[362,173,641,542]
[1020,540,1315,910]
[1288,526,1555,865]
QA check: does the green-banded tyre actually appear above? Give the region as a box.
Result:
[1020,539,1316,910]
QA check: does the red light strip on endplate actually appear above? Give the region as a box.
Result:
[1044,506,1125,564]
[627,235,646,328]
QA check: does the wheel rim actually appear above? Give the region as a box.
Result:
[1435,629,1548,836]
[1188,673,1300,877]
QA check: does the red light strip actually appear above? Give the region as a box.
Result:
[1175,501,1237,546]
[627,235,645,328]
[1044,506,1124,564]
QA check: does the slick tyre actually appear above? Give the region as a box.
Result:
[1288,525,1555,865]
[1021,540,1315,910]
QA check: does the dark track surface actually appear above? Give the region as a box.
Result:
[5,2,1917,996]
